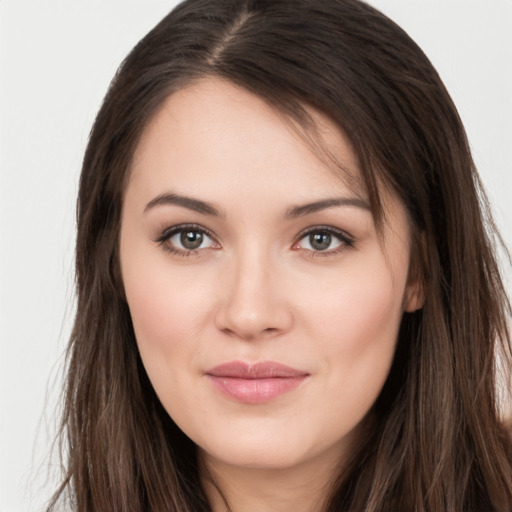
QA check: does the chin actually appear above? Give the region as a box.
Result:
[202,444,312,470]
[194,425,346,472]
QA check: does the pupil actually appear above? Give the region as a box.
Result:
[181,231,203,249]
[310,232,331,251]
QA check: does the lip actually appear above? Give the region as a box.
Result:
[205,361,309,404]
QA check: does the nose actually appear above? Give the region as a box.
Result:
[214,246,293,340]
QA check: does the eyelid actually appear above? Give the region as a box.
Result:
[293,225,355,254]
[153,223,220,254]
[154,223,214,242]
[153,223,354,257]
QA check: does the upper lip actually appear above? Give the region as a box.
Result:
[206,361,308,379]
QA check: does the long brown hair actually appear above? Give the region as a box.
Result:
[48,1,512,510]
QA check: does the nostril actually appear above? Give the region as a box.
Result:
[213,275,294,339]
[218,324,283,341]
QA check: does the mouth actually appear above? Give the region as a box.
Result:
[205,361,309,404]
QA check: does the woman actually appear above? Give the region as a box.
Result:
[48,0,512,510]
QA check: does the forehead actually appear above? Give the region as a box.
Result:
[123,78,411,255]
[129,78,367,202]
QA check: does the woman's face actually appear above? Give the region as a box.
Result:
[120,79,421,473]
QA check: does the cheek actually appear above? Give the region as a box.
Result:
[332,277,399,350]
[126,267,203,344]
[126,268,217,352]
[302,255,404,341]
[122,262,217,425]
[120,235,215,391]
[299,256,405,397]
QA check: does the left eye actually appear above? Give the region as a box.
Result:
[156,225,219,253]
[295,229,350,252]
[169,230,212,251]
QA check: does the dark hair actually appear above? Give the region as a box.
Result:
[49,1,512,510]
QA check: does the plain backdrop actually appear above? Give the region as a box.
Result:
[1,1,511,511]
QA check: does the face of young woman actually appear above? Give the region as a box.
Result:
[120,79,421,474]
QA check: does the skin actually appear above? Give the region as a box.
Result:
[120,78,423,512]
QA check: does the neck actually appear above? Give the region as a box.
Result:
[199,448,346,512]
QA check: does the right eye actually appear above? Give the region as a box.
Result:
[155,224,220,255]
[292,225,355,257]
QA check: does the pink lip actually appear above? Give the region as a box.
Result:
[205,361,309,404]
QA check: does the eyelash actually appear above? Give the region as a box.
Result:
[153,224,355,258]
[153,223,219,257]
[294,226,355,258]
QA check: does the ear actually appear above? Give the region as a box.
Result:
[403,276,425,313]
[403,231,426,313]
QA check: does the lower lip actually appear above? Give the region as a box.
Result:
[207,376,307,404]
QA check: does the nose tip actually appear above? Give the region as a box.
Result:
[214,261,293,340]
[216,306,291,341]
[217,309,284,340]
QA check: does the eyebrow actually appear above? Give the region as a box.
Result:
[285,197,371,219]
[144,192,370,218]
[144,193,222,216]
